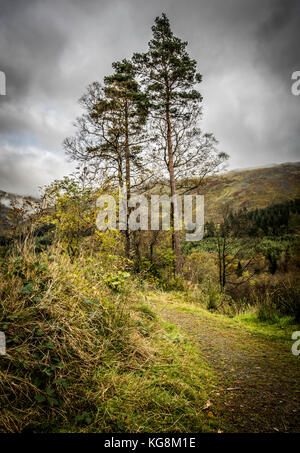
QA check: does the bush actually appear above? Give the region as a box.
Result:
[104,271,131,291]
[206,284,219,311]
[250,275,300,322]
[183,252,218,285]
[161,274,186,291]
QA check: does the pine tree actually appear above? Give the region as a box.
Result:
[104,60,149,256]
[64,60,148,257]
[133,14,227,272]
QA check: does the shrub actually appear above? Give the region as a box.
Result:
[161,274,186,291]
[104,271,131,292]
[206,284,219,311]
[183,252,218,285]
[250,275,300,322]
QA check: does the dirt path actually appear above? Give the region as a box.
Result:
[153,298,300,432]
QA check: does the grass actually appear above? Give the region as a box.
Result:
[149,291,300,433]
[0,245,221,433]
[147,290,300,343]
[201,162,300,221]
[74,295,221,433]
[1,241,298,433]
[83,316,220,433]
[234,312,300,341]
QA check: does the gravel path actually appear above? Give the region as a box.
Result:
[159,305,300,433]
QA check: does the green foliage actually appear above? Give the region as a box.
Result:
[133,13,202,114]
[236,199,300,237]
[206,285,219,311]
[74,412,92,426]
[42,177,96,259]
[0,247,134,432]
[163,274,186,291]
[257,238,293,274]
[183,251,218,284]
[104,271,131,291]
[255,278,300,322]
[0,241,222,433]
[137,304,157,320]
[201,164,300,222]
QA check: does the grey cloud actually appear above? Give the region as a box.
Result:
[0,143,76,197]
[256,0,300,79]
[0,0,299,196]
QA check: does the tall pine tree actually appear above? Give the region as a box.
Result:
[64,60,148,257]
[104,60,149,256]
[133,14,227,272]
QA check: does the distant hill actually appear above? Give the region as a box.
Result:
[1,162,299,231]
[196,162,300,221]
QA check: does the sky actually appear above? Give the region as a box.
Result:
[0,0,299,196]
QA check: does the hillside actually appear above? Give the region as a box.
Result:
[1,162,299,231]
[198,162,300,221]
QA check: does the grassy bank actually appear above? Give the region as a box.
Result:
[0,246,220,433]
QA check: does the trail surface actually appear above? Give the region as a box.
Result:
[151,294,300,433]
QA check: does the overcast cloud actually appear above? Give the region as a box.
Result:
[0,0,299,196]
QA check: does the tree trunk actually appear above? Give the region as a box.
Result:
[166,105,181,274]
[217,237,222,286]
[222,237,226,287]
[125,101,131,259]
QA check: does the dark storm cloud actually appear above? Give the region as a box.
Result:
[257,0,300,79]
[0,0,67,99]
[0,0,299,195]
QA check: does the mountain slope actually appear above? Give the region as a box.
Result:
[198,162,300,221]
[1,162,299,230]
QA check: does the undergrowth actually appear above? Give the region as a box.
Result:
[0,243,218,433]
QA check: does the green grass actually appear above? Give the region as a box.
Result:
[234,312,300,341]
[1,244,298,433]
[0,249,221,433]
[76,300,221,433]
[148,290,300,433]
[148,290,300,343]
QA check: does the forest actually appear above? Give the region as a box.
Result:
[0,13,299,434]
